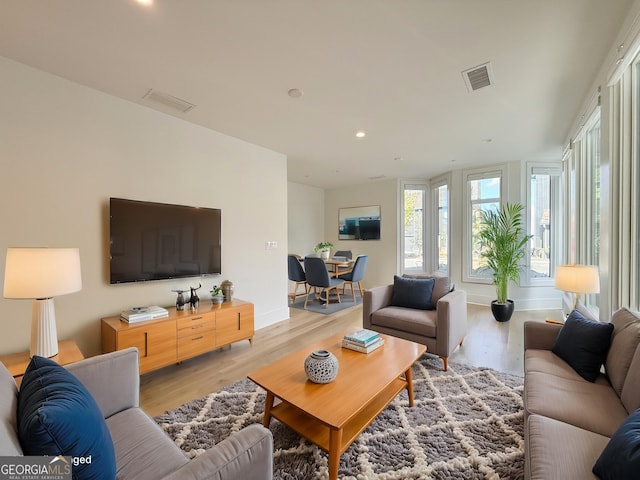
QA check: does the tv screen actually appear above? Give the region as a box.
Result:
[109,198,221,284]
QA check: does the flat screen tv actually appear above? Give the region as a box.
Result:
[109,198,221,284]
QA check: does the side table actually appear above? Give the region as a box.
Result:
[0,339,84,386]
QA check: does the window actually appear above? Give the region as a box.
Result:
[464,169,503,282]
[431,176,450,276]
[402,183,427,272]
[525,163,562,285]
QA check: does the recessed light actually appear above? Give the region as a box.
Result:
[356,131,366,138]
[483,138,493,143]
[136,0,153,5]
[287,88,303,98]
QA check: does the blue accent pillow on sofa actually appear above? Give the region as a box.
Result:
[593,408,640,479]
[552,309,614,382]
[17,356,116,480]
[390,275,435,310]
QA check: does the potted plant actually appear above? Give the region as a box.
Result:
[478,202,532,322]
[210,285,224,304]
[314,241,333,260]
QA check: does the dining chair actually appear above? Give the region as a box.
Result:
[287,254,308,304]
[338,255,368,302]
[333,250,353,260]
[303,256,345,309]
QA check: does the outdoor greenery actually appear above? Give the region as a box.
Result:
[478,203,532,304]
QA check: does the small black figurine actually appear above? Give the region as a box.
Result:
[171,289,188,311]
[189,283,202,311]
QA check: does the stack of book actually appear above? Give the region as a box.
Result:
[120,306,169,324]
[342,329,384,353]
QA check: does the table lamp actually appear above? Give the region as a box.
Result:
[3,247,82,358]
[555,264,600,311]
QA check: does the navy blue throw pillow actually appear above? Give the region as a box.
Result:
[552,309,614,382]
[593,408,640,479]
[18,356,116,480]
[390,275,435,310]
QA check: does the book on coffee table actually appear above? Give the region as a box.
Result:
[342,337,384,353]
[343,329,380,346]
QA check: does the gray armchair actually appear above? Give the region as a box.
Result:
[0,348,273,480]
[363,276,467,370]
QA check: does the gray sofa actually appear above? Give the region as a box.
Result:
[363,275,467,370]
[0,347,273,480]
[524,307,640,479]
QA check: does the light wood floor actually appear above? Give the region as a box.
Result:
[140,302,561,416]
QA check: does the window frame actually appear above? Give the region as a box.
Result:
[523,162,563,287]
[462,165,506,284]
[400,180,428,274]
[429,174,450,277]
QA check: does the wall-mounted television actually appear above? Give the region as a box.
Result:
[109,198,221,284]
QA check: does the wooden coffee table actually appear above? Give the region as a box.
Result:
[248,332,426,480]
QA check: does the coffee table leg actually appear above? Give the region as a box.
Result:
[328,427,343,480]
[405,367,415,407]
[263,391,274,427]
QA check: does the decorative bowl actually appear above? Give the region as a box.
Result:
[304,349,339,383]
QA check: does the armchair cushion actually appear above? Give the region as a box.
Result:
[552,310,614,382]
[18,356,116,480]
[403,274,452,304]
[391,275,434,310]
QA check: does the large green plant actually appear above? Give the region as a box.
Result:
[478,203,532,304]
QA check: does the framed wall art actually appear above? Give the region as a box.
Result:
[338,205,381,240]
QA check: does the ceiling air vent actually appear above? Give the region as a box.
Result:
[462,62,494,92]
[142,89,196,113]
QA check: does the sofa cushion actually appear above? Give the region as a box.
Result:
[526,414,608,480]
[0,363,22,456]
[524,349,611,386]
[524,371,628,437]
[391,275,435,310]
[606,308,640,396]
[552,309,614,382]
[18,356,116,480]
[621,345,640,414]
[403,274,452,305]
[593,408,640,480]
[107,408,188,480]
[371,306,437,338]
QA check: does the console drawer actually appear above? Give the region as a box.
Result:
[177,330,215,361]
[177,312,215,332]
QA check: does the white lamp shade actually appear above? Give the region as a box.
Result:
[3,247,82,299]
[555,264,600,294]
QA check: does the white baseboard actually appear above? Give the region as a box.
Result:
[255,306,290,330]
[466,293,562,311]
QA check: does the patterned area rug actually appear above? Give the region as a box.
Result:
[155,356,525,479]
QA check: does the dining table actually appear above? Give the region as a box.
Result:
[323,258,353,278]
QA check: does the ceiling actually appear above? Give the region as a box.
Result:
[0,1,633,189]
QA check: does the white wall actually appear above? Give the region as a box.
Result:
[0,56,290,357]
[324,179,399,288]
[287,182,324,257]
